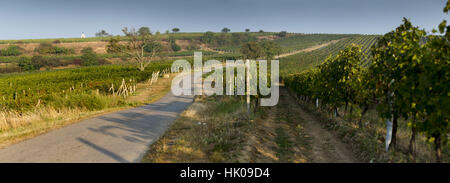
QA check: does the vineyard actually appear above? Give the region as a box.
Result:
[0,62,172,112]
[282,18,449,162]
[274,33,355,53]
[213,33,356,54]
[280,35,380,76]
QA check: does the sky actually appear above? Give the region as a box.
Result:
[0,0,448,39]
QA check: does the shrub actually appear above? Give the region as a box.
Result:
[35,43,74,55]
[53,40,61,44]
[53,46,74,55]
[17,57,35,71]
[186,44,200,51]
[30,56,62,69]
[0,45,23,56]
[278,31,288,37]
[81,47,99,66]
[106,36,124,53]
[171,43,181,52]
[31,56,46,69]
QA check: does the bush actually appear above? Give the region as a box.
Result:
[171,43,181,52]
[30,56,62,69]
[35,43,74,55]
[106,36,124,53]
[278,31,288,37]
[53,40,61,44]
[1,45,23,56]
[81,47,99,66]
[17,57,35,71]
[31,56,46,69]
[186,44,200,51]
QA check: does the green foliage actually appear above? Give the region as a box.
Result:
[278,31,288,38]
[144,41,164,54]
[80,47,99,66]
[221,28,230,33]
[17,57,34,71]
[35,43,74,55]
[106,36,124,53]
[240,41,264,59]
[274,34,355,53]
[280,35,379,76]
[172,28,180,33]
[138,27,151,36]
[0,63,171,112]
[95,30,110,37]
[283,15,449,161]
[260,40,281,60]
[0,45,23,56]
[168,36,181,52]
[201,31,215,44]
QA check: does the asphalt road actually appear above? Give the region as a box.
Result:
[0,72,197,163]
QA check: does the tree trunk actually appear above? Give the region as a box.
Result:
[345,102,348,115]
[434,135,442,163]
[359,106,368,128]
[408,126,416,160]
[389,113,398,149]
[334,107,340,117]
[253,97,259,113]
[246,61,250,115]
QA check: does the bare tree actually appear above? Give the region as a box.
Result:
[121,27,162,71]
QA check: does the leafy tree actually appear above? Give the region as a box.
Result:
[80,47,99,66]
[240,41,263,59]
[259,30,264,33]
[143,41,163,54]
[122,27,162,71]
[221,27,231,33]
[138,27,151,36]
[17,57,35,71]
[172,28,180,33]
[245,29,250,32]
[370,18,427,150]
[260,40,281,60]
[168,36,181,52]
[106,36,124,53]
[278,31,287,37]
[201,31,215,44]
[95,30,110,37]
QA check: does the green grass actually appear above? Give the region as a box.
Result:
[0,62,173,112]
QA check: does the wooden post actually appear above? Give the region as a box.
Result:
[246,60,250,115]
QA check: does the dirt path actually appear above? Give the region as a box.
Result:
[272,87,358,163]
[275,39,343,59]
